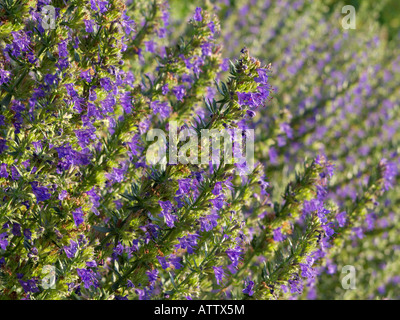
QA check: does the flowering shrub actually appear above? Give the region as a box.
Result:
[0,0,398,300]
[200,0,400,299]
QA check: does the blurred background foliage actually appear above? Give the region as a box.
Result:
[166,0,400,300]
[1,0,398,300]
[170,0,400,41]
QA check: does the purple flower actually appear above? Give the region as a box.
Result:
[21,160,29,169]
[336,211,347,227]
[225,246,242,267]
[258,177,269,196]
[58,40,68,58]
[0,69,11,85]
[322,223,335,237]
[121,11,135,35]
[221,58,229,72]
[201,42,212,56]
[106,166,127,184]
[242,280,254,296]
[23,229,31,240]
[120,92,133,114]
[273,227,285,242]
[44,73,58,86]
[316,207,330,224]
[378,286,385,295]
[128,240,139,256]
[159,211,178,228]
[89,88,97,101]
[135,288,149,300]
[55,144,92,170]
[194,7,202,21]
[101,94,116,113]
[161,9,169,26]
[162,84,169,95]
[65,83,78,97]
[246,110,256,118]
[86,103,101,120]
[146,269,158,284]
[316,185,328,201]
[303,199,323,217]
[19,279,40,293]
[75,127,97,148]
[280,122,293,139]
[77,268,99,289]
[8,31,30,57]
[144,41,156,53]
[381,159,397,191]
[98,0,108,13]
[213,266,226,285]
[175,234,199,254]
[288,278,303,294]
[208,21,215,34]
[32,140,43,152]
[157,256,169,270]
[127,134,143,158]
[56,58,69,71]
[199,212,219,232]
[268,147,278,165]
[11,166,20,180]
[173,85,186,101]
[80,70,92,82]
[113,242,124,259]
[0,163,8,178]
[212,182,222,196]
[90,0,98,11]
[86,187,100,215]
[151,100,171,119]
[158,200,177,228]
[31,182,51,202]
[168,254,183,270]
[64,240,78,259]
[100,77,113,91]
[12,223,21,237]
[176,178,193,196]
[58,190,68,201]
[127,280,135,288]
[327,161,336,177]
[366,213,376,231]
[209,194,225,210]
[237,91,264,108]
[0,139,8,155]
[326,260,337,274]
[0,232,8,250]
[84,19,95,33]
[352,227,364,239]
[299,263,316,279]
[72,207,84,227]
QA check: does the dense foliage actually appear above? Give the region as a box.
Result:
[0,0,398,300]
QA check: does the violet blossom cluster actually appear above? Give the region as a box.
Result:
[0,0,398,301]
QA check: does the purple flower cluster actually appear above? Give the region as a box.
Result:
[237,68,271,115]
[158,200,178,228]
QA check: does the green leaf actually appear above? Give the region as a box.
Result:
[93,226,113,233]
